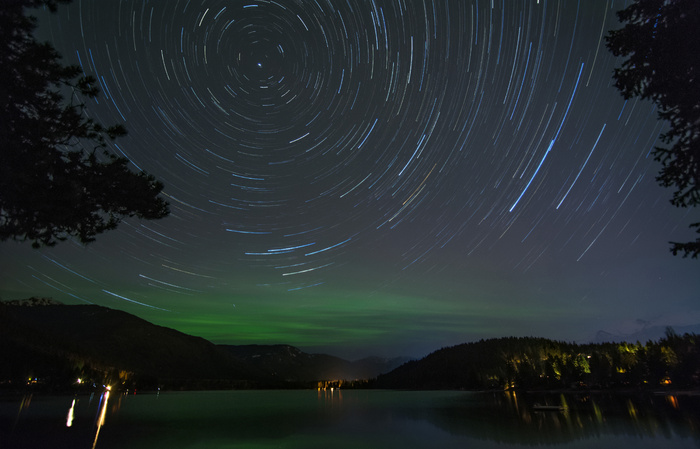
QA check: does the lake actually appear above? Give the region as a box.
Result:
[1,389,698,448]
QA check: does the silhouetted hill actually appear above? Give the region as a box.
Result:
[221,345,410,382]
[221,344,350,382]
[0,299,404,390]
[377,337,561,390]
[0,300,262,388]
[376,335,700,390]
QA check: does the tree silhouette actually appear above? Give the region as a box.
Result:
[605,0,700,258]
[376,335,700,390]
[0,0,169,248]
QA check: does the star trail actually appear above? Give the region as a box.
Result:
[1,0,698,359]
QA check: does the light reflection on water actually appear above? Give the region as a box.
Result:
[65,398,75,427]
[1,390,698,448]
[443,390,700,445]
[91,391,109,449]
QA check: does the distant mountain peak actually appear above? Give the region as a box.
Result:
[593,323,700,344]
[3,297,64,306]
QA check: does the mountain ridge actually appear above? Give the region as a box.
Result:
[0,299,407,390]
[376,334,700,390]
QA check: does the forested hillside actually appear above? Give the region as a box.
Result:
[377,332,700,390]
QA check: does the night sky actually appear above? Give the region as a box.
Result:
[1,0,698,359]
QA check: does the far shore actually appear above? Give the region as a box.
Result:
[2,382,699,398]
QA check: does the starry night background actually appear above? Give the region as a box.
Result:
[1,0,698,359]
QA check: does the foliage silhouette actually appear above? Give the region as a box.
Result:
[605,0,700,258]
[0,0,169,248]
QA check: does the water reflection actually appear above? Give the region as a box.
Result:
[2,390,698,448]
[667,395,680,409]
[92,391,110,449]
[428,391,700,444]
[65,399,76,427]
[11,394,32,433]
[317,385,344,410]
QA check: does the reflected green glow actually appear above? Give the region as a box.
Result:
[4,391,699,448]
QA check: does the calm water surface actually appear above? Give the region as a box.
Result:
[1,389,698,448]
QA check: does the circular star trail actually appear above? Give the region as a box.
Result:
[1,0,698,358]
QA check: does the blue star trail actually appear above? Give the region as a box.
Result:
[1,0,698,359]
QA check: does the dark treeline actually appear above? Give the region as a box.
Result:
[0,301,400,393]
[3,300,698,393]
[377,329,700,391]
